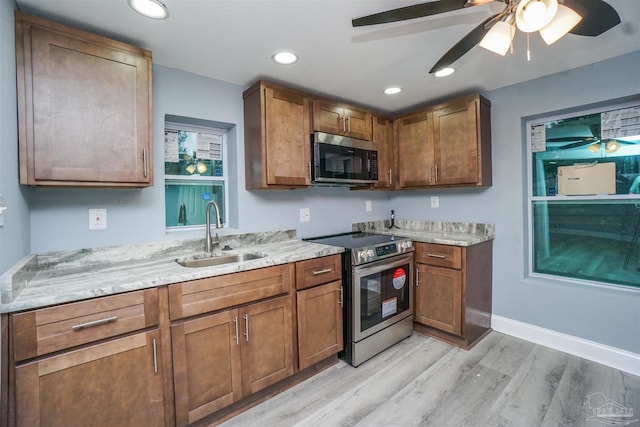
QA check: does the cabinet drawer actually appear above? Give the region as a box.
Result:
[12,288,159,362]
[415,243,462,269]
[169,264,294,320]
[295,255,342,291]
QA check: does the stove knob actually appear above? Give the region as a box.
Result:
[367,249,374,258]
[358,250,368,262]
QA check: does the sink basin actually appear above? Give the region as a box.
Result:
[176,253,264,268]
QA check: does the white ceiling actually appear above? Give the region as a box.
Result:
[15,0,640,115]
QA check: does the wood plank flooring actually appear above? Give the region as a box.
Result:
[220,331,640,427]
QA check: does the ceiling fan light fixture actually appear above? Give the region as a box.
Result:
[516,0,558,33]
[539,4,582,45]
[479,20,515,56]
[128,0,168,19]
[434,67,455,78]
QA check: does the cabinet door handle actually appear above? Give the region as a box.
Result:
[313,268,333,276]
[347,117,351,133]
[308,161,312,180]
[233,316,239,345]
[341,116,346,132]
[416,268,420,287]
[71,315,118,331]
[388,169,392,186]
[244,314,249,342]
[429,166,433,183]
[426,253,446,259]
[338,287,343,308]
[143,148,148,178]
[152,338,158,373]
[434,165,438,182]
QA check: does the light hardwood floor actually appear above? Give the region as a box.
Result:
[220,331,640,427]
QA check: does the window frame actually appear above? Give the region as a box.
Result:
[525,99,640,289]
[164,121,229,232]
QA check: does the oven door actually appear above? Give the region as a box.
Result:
[352,253,414,342]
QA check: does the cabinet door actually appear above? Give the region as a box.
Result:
[372,116,394,189]
[343,107,372,141]
[264,87,312,187]
[240,295,294,396]
[171,309,242,427]
[15,330,164,427]
[396,111,434,188]
[17,15,152,186]
[415,264,462,336]
[297,280,344,370]
[312,100,344,135]
[432,99,479,185]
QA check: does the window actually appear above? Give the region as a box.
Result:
[527,101,640,289]
[164,121,228,230]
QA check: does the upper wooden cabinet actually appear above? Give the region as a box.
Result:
[14,12,153,187]
[243,81,312,189]
[395,94,492,189]
[312,99,372,141]
[371,116,395,189]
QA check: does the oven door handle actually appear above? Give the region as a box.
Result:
[353,253,414,276]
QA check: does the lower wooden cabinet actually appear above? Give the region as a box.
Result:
[14,330,165,427]
[296,280,343,370]
[171,295,294,426]
[414,241,493,349]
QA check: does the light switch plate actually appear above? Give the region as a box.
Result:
[299,208,310,222]
[89,209,107,230]
[430,196,439,208]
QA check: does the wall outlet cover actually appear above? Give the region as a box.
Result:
[299,208,310,223]
[89,209,107,230]
[366,200,372,212]
[430,196,439,208]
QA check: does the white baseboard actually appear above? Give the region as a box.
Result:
[491,315,640,377]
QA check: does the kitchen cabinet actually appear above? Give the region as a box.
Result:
[395,94,492,189]
[243,81,312,189]
[371,115,395,189]
[14,11,153,187]
[169,265,294,426]
[295,255,343,370]
[10,289,165,427]
[312,99,373,141]
[414,241,493,349]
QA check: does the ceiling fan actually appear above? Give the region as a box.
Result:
[352,0,621,74]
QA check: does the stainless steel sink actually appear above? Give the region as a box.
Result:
[176,253,264,268]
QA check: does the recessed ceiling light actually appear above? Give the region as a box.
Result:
[129,0,168,19]
[272,51,298,65]
[384,87,402,95]
[434,67,455,78]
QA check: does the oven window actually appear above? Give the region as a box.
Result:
[359,264,411,332]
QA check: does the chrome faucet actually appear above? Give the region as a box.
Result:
[205,200,223,252]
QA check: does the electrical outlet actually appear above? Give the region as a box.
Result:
[430,196,439,208]
[366,200,372,212]
[89,209,107,230]
[299,208,310,223]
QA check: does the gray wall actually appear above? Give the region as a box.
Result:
[392,51,640,354]
[0,0,29,275]
[1,0,638,355]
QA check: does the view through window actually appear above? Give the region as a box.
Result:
[527,101,640,288]
[164,121,227,229]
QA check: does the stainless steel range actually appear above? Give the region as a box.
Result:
[305,232,414,367]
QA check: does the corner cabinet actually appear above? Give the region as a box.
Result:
[414,241,493,349]
[14,11,153,187]
[371,115,395,189]
[243,81,312,189]
[396,94,492,189]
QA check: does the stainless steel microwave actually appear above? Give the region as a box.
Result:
[312,132,378,186]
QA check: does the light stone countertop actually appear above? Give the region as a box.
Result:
[0,230,343,313]
[353,220,495,246]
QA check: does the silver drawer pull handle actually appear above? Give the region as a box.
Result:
[72,315,118,331]
[313,268,333,276]
[426,253,446,259]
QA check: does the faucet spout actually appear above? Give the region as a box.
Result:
[205,201,223,252]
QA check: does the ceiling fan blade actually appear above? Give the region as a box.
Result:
[564,0,621,36]
[352,0,469,27]
[428,14,499,74]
